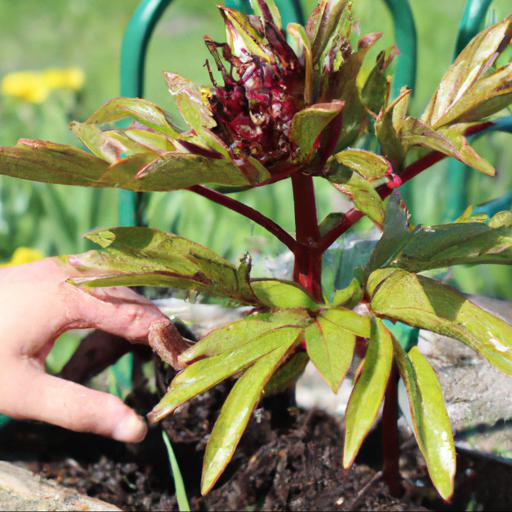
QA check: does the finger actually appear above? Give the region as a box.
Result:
[66,284,169,343]
[2,365,147,443]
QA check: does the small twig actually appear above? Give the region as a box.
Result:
[189,184,297,252]
[346,470,383,511]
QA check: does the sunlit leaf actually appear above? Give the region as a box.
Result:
[343,318,393,467]
[368,268,512,375]
[67,227,257,304]
[422,17,512,128]
[290,101,345,162]
[264,351,309,395]
[251,279,319,309]
[394,342,455,500]
[85,97,180,137]
[305,315,356,392]
[179,309,311,364]
[334,174,385,225]
[201,343,292,494]
[148,327,301,423]
[334,149,392,181]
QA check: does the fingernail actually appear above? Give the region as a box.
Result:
[113,413,148,443]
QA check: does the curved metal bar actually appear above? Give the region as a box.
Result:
[443,0,493,221]
[454,0,492,57]
[276,0,306,26]
[119,0,173,227]
[383,0,417,97]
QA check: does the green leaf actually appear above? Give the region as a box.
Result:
[368,268,512,375]
[335,174,385,225]
[220,7,271,62]
[201,342,292,495]
[390,213,512,272]
[368,193,411,271]
[0,140,110,187]
[400,117,494,176]
[433,63,512,126]
[290,101,345,162]
[334,149,392,181]
[305,315,356,392]
[249,0,281,29]
[331,278,363,308]
[287,23,313,104]
[162,431,191,512]
[361,47,397,114]
[148,327,301,423]
[0,140,259,192]
[422,17,512,129]
[306,0,351,65]
[251,279,319,309]
[179,309,311,364]
[85,97,180,137]
[264,351,309,395]
[375,88,410,169]
[67,227,256,304]
[394,342,455,500]
[343,318,393,467]
[321,307,371,338]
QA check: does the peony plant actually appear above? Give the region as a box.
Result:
[1,0,512,499]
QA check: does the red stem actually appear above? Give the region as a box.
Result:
[382,363,403,497]
[291,174,323,300]
[318,121,494,251]
[189,185,297,252]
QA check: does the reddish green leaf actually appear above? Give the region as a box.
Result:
[305,315,356,392]
[334,174,385,225]
[343,318,393,468]
[264,351,309,396]
[67,227,257,304]
[290,101,345,162]
[422,17,512,128]
[201,343,292,494]
[287,23,313,104]
[334,149,392,181]
[331,278,364,308]
[148,327,301,423]
[251,279,319,309]
[249,0,281,29]
[394,342,455,500]
[306,0,351,65]
[321,307,371,338]
[85,97,180,137]
[179,309,311,364]
[368,268,512,375]
[400,117,494,176]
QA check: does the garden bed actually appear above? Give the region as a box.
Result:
[3,376,512,512]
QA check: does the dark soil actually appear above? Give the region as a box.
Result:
[2,367,512,510]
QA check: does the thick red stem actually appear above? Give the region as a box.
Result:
[291,174,323,300]
[189,185,297,252]
[382,363,403,497]
[318,121,494,251]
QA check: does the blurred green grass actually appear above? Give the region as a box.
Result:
[0,0,512,297]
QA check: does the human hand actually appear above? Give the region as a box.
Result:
[0,257,170,442]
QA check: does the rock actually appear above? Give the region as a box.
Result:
[418,295,512,460]
[0,461,119,512]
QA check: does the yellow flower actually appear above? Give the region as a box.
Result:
[2,67,85,103]
[42,67,85,91]
[1,71,49,103]
[0,247,44,267]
